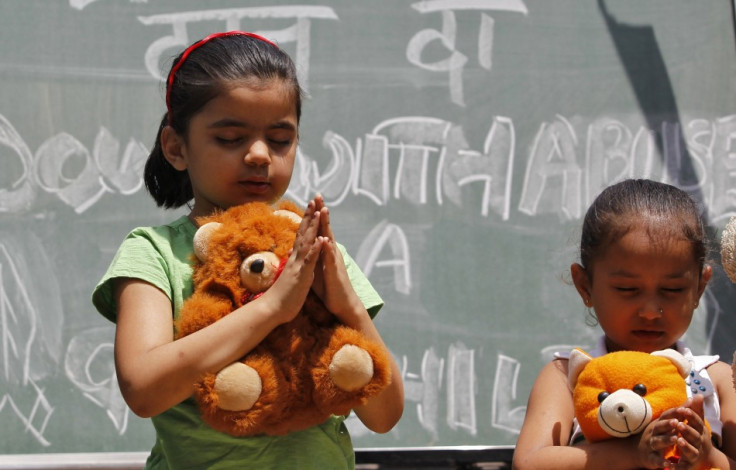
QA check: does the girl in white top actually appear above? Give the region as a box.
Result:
[561,336,723,449]
[513,179,736,469]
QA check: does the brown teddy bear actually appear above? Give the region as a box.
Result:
[175,200,392,436]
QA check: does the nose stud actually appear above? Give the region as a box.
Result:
[639,307,662,318]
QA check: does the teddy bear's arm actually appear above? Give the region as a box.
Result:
[176,292,235,338]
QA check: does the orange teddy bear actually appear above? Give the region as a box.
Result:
[175,200,392,436]
[568,348,715,468]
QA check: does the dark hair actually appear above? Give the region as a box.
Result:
[579,179,708,274]
[144,34,303,208]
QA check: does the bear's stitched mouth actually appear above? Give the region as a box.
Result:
[598,393,651,437]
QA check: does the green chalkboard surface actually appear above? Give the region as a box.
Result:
[1,0,736,455]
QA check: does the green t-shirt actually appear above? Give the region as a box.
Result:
[92,215,384,470]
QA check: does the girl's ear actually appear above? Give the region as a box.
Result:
[697,264,713,299]
[161,125,188,171]
[570,263,592,306]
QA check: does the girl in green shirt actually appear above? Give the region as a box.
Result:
[93,31,403,469]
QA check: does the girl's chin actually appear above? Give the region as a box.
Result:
[607,333,672,353]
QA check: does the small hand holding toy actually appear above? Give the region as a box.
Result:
[568,348,716,468]
[175,200,392,436]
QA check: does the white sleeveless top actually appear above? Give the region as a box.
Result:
[556,336,722,445]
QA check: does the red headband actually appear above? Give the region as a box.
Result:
[166,31,278,124]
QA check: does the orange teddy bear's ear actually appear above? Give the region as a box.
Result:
[273,209,302,225]
[651,349,691,378]
[274,199,304,217]
[568,348,593,390]
[192,222,222,262]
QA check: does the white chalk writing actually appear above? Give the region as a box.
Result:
[138,6,338,92]
[408,0,528,106]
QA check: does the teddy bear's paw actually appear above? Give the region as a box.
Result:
[214,363,262,411]
[329,344,374,392]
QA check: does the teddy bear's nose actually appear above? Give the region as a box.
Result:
[250,259,265,273]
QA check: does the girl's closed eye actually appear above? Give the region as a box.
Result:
[269,137,292,147]
[215,135,245,146]
[268,131,295,147]
[613,285,638,293]
[661,286,685,294]
[213,133,293,148]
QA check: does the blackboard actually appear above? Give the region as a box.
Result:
[1,0,736,456]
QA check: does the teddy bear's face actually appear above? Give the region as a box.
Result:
[176,200,393,438]
[568,349,690,442]
[191,202,302,306]
[239,251,282,294]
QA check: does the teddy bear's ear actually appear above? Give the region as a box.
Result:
[568,348,592,389]
[193,222,222,262]
[721,216,736,283]
[651,349,691,378]
[273,209,302,225]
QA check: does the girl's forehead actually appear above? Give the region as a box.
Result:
[223,77,293,97]
[611,226,688,254]
[197,79,297,123]
[607,213,692,245]
[596,225,700,272]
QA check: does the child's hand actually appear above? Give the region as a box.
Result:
[310,194,365,324]
[635,396,712,470]
[260,199,324,324]
[670,395,713,470]
[636,413,681,469]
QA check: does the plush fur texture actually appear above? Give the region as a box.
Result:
[568,348,718,468]
[175,201,392,436]
[569,349,690,443]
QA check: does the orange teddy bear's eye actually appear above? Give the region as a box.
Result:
[597,391,609,403]
[633,384,647,396]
